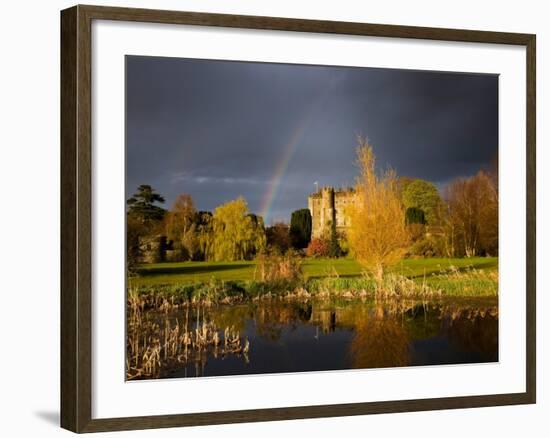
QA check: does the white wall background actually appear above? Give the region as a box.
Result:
[0,0,546,436]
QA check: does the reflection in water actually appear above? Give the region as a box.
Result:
[350,315,410,369]
[127,298,498,380]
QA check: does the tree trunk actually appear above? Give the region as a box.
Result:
[374,263,384,287]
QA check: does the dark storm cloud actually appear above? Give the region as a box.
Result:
[126,56,498,224]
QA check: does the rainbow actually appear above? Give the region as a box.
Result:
[258,119,310,223]
[258,74,344,224]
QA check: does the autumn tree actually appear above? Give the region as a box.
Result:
[443,171,498,257]
[210,197,266,261]
[164,193,199,260]
[346,137,410,282]
[196,211,213,261]
[266,222,292,254]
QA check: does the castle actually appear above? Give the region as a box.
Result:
[308,187,356,238]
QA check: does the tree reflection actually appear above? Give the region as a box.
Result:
[348,305,410,368]
[128,298,499,378]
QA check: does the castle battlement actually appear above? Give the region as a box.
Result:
[308,187,356,238]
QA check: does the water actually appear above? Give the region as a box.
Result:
[128,298,498,380]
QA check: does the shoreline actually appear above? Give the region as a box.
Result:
[128,278,498,311]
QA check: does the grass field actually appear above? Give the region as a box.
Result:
[131,257,498,288]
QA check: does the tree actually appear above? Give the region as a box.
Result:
[405,207,426,225]
[196,211,213,261]
[328,218,342,258]
[126,213,147,274]
[164,193,198,260]
[443,171,498,257]
[405,207,427,246]
[210,197,266,261]
[127,184,166,223]
[346,136,410,282]
[126,185,166,271]
[289,209,312,249]
[397,176,416,199]
[401,179,443,225]
[266,222,292,254]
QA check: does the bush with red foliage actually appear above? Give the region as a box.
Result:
[306,237,331,257]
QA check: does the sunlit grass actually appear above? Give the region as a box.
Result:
[132,257,497,285]
[129,257,498,298]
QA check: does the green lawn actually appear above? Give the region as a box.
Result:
[131,257,498,287]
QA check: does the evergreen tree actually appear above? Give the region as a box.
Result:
[405,207,426,225]
[328,218,341,258]
[127,184,166,223]
[289,209,312,249]
[126,185,166,271]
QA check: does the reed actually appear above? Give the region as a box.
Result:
[126,303,250,380]
[425,265,498,296]
[253,250,304,293]
[127,265,497,311]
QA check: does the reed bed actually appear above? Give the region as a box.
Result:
[127,304,250,380]
[425,265,498,296]
[128,264,497,312]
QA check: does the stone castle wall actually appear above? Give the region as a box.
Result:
[308,187,355,238]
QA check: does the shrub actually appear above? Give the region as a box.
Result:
[407,238,436,257]
[338,236,350,256]
[254,250,303,286]
[306,237,331,257]
[407,223,426,242]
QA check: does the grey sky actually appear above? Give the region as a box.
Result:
[126,55,498,224]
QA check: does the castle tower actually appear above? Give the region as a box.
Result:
[320,187,336,233]
[308,186,355,238]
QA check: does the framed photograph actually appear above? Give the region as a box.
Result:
[60,4,536,433]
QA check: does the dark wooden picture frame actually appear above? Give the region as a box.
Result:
[61,4,536,433]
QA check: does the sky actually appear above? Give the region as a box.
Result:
[126,55,498,224]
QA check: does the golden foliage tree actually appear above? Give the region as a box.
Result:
[164,193,198,260]
[443,170,498,257]
[347,137,410,281]
[211,197,266,261]
[196,211,214,261]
